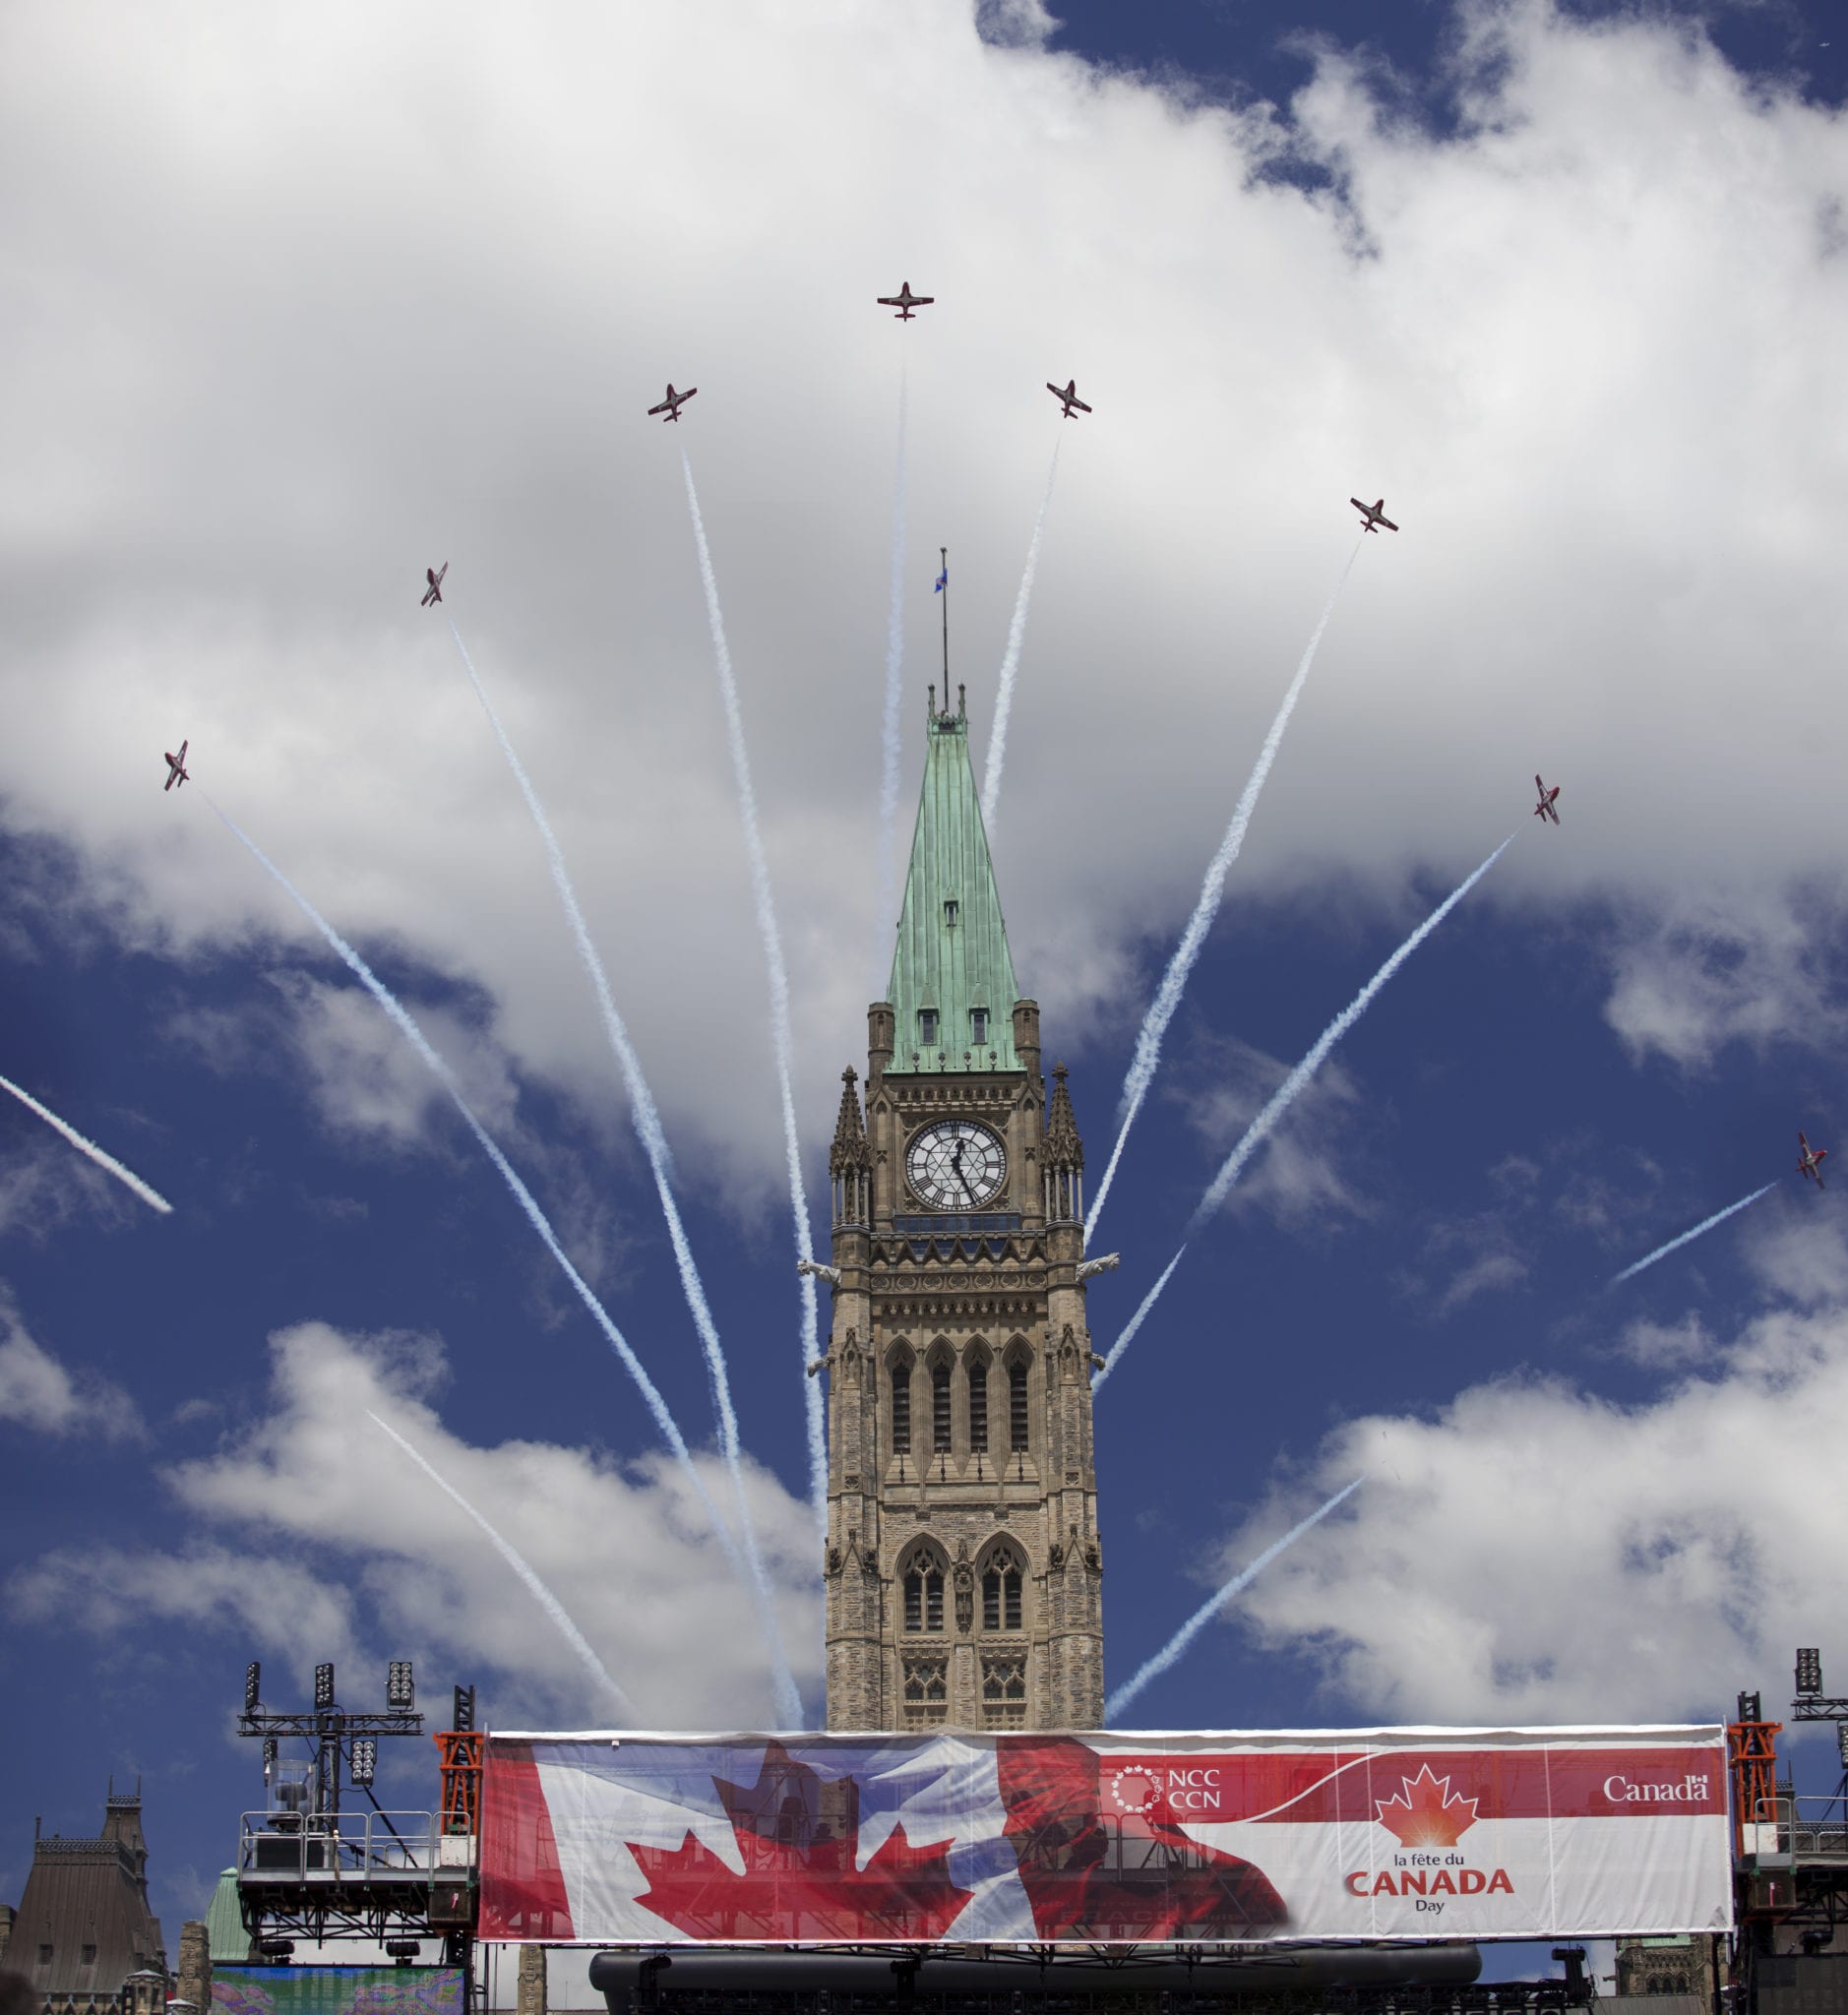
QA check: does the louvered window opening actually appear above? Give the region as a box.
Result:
[1009,1359,1028,1452]
[904,1563,945,1633]
[892,1364,911,1454]
[932,1359,952,1452]
[983,1551,1023,1631]
[968,1360,988,1451]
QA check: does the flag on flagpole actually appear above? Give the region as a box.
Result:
[934,564,948,593]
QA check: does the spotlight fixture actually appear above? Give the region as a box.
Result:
[314,1663,335,1711]
[1797,1648,1823,1696]
[349,1737,378,1787]
[1837,1723,1848,1770]
[386,1661,414,1711]
[262,1738,277,1779]
[244,1662,262,1713]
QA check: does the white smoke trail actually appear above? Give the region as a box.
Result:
[873,350,908,989]
[200,793,744,1584]
[979,438,1061,829]
[1188,832,1517,1236]
[1086,539,1365,1243]
[1106,1477,1365,1721]
[680,449,827,1537]
[1094,834,1514,1395]
[1090,1247,1185,1392]
[1611,1182,1781,1286]
[367,1410,633,1715]
[443,612,801,1727]
[0,1072,173,1215]
[975,445,1056,829]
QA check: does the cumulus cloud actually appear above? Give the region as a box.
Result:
[0,1290,141,1438]
[1206,1249,1848,1722]
[2,0,1846,1212]
[7,1321,823,1726]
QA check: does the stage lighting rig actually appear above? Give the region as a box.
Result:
[237,1657,431,1820]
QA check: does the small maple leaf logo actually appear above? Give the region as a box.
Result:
[1374,1764,1480,1850]
[627,1741,972,1941]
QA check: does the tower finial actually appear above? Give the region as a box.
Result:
[940,545,950,697]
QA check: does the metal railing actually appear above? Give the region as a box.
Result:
[238,1810,443,1880]
[1749,1794,1848,1861]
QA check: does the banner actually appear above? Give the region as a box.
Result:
[213,1971,463,2015]
[478,1726,1731,1945]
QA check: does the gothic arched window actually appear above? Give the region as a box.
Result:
[966,1346,991,1452]
[1006,1349,1030,1455]
[931,1354,953,1453]
[890,1346,913,1455]
[981,1542,1024,1632]
[900,1542,947,1633]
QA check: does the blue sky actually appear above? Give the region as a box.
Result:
[4,0,1848,1973]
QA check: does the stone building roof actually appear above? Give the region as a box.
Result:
[12,1790,166,2002]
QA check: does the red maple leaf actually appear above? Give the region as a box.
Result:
[1374,1764,1480,1850]
[627,1742,972,1941]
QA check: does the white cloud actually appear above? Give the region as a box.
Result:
[8,1320,824,1727]
[1,0,1845,1206]
[0,1289,141,1438]
[1603,888,1848,1070]
[1210,1275,1848,1723]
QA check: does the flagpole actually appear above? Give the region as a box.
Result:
[940,546,949,702]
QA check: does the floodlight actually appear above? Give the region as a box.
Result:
[262,1738,277,1779]
[386,1661,414,1711]
[1797,1648,1823,1696]
[244,1662,262,1713]
[1739,1690,1762,1724]
[1837,1722,1848,1769]
[452,1683,475,1733]
[349,1738,378,1787]
[314,1663,335,1711]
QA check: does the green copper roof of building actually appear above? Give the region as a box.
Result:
[886,693,1019,1073]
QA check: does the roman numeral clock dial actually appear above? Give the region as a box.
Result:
[904,1119,1007,1211]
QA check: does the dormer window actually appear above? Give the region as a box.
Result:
[944,899,959,928]
[970,1008,988,1045]
[919,1008,939,1046]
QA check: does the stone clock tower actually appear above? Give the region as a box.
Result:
[818,688,1108,1732]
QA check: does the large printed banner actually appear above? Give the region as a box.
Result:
[478,1726,1731,1945]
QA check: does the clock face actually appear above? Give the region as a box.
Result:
[905,1120,1008,1211]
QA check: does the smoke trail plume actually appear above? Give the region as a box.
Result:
[873,351,908,987]
[980,439,1061,829]
[680,449,827,1536]
[1090,1247,1185,1392]
[368,1410,633,1715]
[1086,540,1364,1242]
[0,1072,173,1216]
[1106,1477,1364,1721]
[1611,1182,1780,1286]
[443,612,800,1727]
[200,794,745,1586]
[1189,832,1517,1236]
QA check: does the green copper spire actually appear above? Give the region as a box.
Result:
[886,685,1019,1073]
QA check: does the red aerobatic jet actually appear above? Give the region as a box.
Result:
[1533,774,1562,824]
[162,739,190,792]
[647,383,698,423]
[1047,378,1091,418]
[1799,1132,1829,1189]
[877,281,934,320]
[1351,496,1399,533]
[421,562,448,607]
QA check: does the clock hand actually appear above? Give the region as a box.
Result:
[952,1141,975,1206]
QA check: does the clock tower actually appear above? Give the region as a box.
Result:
[820,686,1107,1732]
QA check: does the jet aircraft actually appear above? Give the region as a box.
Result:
[162,740,190,792]
[1351,497,1399,533]
[421,562,448,607]
[877,281,933,320]
[1047,379,1091,418]
[1799,1132,1829,1188]
[647,384,698,422]
[1533,774,1562,824]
